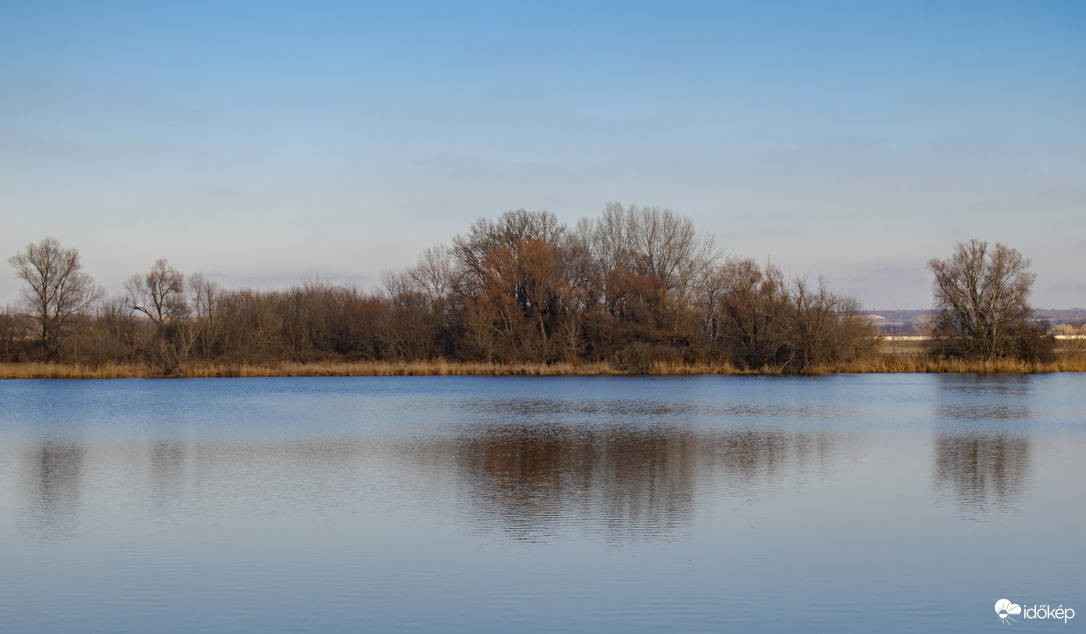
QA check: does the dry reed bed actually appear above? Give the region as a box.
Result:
[0,360,618,379]
[179,361,622,377]
[0,362,154,379]
[2,354,1085,379]
[812,355,1086,374]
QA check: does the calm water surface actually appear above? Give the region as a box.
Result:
[0,374,1083,632]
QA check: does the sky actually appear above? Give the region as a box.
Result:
[1,0,1083,309]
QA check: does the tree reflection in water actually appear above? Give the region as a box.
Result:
[447,424,836,542]
[933,374,1032,516]
[934,434,1030,516]
[21,440,84,540]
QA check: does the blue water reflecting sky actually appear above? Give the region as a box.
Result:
[0,374,1083,631]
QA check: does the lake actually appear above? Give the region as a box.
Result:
[0,374,1083,632]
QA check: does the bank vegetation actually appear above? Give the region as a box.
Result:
[3,206,1076,378]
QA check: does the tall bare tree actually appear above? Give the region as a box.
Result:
[8,237,102,359]
[127,259,187,327]
[452,209,566,293]
[126,259,190,372]
[188,273,223,360]
[451,210,569,361]
[591,203,718,304]
[927,240,1047,360]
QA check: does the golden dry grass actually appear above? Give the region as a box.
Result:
[0,360,627,379]
[174,360,622,378]
[811,354,1086,374]
[0,362,155,379]
[2,354,1084,379]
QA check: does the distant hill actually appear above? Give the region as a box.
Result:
[866,309,1086,335]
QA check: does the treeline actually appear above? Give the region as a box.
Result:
[3,205,879,374]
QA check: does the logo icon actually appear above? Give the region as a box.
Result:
[996,599,1022,625]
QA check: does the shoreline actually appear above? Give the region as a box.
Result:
[2,356,1084,379]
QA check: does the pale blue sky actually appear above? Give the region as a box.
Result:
[2,0,1084,308]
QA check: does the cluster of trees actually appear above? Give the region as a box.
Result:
[4,206,879,372]
[3,207,1053,372]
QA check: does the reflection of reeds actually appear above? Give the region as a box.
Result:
[2,353,1085,378]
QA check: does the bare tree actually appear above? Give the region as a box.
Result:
[705,258,791,367]
[576,204,718,362]
[92,293,138,362]
[127,259,187,326]
[8,237,102,359]
[409,245,459,303]
[782,276,875,371]
[126,259,190,372]
[591,203,718,303]
[450,210,570,362]
[405,244,460,357]
[927,240,1048,360]
[452,209,566,294]
[0,306,21,361]
[188,273,223,360]
[382,270,440,360]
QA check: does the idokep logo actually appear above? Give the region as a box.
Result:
[996,599,1021,624]
[995,599,1076,625]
